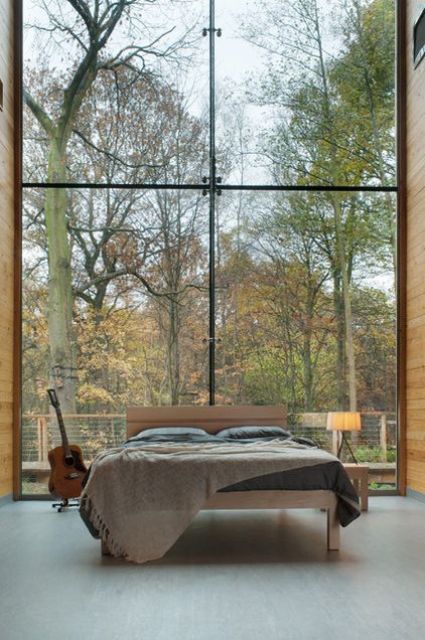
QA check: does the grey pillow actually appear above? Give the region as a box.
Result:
[290,435,318,447]
[127,426,209,441]
[216,425,291,440]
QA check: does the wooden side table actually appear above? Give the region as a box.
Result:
[343,463,369,511]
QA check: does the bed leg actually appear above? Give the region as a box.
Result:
[101,539,112,556]
[327,502,340,551]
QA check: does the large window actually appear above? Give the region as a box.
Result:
[21,0,397,495]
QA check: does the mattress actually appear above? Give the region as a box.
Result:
[121,431,360,526]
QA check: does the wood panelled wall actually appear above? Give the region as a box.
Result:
[0,0,15,499]
[406,1,425,494]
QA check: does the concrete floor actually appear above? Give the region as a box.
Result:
[0,497,424,640]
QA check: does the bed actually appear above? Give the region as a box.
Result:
[79,405,360,563]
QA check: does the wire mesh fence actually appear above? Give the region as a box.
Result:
[21,411,397,494]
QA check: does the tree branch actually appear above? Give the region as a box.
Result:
[66,0,94,37]
[72,128,166,169]
[23,88,54,135]
[74,267,205,301]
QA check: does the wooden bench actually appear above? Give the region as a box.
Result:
[343,463,368,511]
[368,463,396,484]
[22,461,50,482]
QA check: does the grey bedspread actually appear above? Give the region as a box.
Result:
[80,438,360,564]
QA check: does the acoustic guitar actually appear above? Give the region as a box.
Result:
[47,388,87,499]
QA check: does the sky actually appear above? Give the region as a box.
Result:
[22,0,346,105]
[22,0,395,291]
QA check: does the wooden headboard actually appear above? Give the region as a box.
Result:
[126,405,287,438]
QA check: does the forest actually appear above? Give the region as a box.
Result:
[22,0,396,430]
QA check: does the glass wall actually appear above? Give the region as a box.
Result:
[21,0,397,494]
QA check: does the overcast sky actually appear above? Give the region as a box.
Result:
[22,0,395,290]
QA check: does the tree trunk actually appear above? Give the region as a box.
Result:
[333,196,357,413]
[303,288,315,411]
[332,270,345,410]
[168,298,181,406]
[342,270,357,412]
[45,139,76,413]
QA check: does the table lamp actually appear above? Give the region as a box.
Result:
[327,411,361,463]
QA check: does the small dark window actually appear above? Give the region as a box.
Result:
[414,8,425,67]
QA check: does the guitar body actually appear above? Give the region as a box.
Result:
[48,445,88,499]
[47,388,88,501]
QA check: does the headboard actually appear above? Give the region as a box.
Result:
[126,405,287,438]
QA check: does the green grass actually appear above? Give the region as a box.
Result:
[355,446,396,463]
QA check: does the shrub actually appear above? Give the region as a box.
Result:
[354,446,385,462]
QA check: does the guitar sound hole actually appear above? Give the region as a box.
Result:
[65,456,75,466]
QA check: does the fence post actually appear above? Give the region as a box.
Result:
[37,417,48,462]
[379,414,387,462]
[37,418,42,463]
[332,430,340,457]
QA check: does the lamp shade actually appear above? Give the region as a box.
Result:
[327,411,361,431]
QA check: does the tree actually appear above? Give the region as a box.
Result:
[24,57,208,409]
[241,0,395,411]
[24,0,195,410]
[252,194,332,411]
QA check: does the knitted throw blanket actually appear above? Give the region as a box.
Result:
[80,440,341,564]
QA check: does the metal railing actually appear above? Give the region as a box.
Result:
[21,411,397,492]
[21,410,396,465]
[22,413,126,466]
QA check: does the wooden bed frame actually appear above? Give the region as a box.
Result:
[101,405,340,556]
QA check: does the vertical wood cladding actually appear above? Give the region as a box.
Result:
[0,0,14,498]
[406,2,425,493]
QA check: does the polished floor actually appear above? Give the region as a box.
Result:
[0,497,424,640]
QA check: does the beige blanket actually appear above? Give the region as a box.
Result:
[80,440,340,564]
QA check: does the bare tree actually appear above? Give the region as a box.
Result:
[24,0,197,410]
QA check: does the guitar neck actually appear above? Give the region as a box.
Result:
[55,406,72,457]
[47,389,73,459]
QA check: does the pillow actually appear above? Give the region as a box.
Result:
[127,426,209,441]
[290,435,318,447]
[216,425,291,440]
